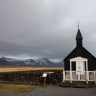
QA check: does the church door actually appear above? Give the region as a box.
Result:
[76,61,85,80]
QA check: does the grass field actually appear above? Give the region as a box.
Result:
[0,84,37,94]
[0,67,64,72]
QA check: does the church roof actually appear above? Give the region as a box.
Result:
[64,46,96,61]
[76,28,83,39]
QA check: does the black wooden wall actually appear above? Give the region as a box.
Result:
[64,46,96,71]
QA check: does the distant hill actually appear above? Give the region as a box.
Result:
[0,57,64,67]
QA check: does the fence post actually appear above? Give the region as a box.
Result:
[87,71,89,84]
[70,71,72,83]
[94,71,95,83]
[95,70,96,84]
[86,71,88,84]
[63,70,65,82]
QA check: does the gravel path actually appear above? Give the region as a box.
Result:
[0,86,96,96]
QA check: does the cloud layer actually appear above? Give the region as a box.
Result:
[0,0,96,61]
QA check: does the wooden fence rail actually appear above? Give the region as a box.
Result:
[63,70,96,84]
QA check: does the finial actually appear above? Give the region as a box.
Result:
[77,21,80,29]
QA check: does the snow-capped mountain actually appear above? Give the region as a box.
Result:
[35,58,55,66]
[0,57,64,67]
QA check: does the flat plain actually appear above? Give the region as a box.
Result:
[0,66,63,72]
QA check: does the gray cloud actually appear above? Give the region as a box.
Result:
[0,0,96,61]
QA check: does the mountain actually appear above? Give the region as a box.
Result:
[0,57,64,67]
[0,57,12,65]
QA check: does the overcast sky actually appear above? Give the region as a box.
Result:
[0,0,96,62]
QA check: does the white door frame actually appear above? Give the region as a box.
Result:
[70,56,88,83]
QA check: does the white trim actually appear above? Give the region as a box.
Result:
[70,56,87,62]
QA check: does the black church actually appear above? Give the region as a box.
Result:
[64,28,96,71]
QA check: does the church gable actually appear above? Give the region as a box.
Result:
[64,46,96,61]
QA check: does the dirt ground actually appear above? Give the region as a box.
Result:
[0,85,96,96]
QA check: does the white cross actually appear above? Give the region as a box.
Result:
[77,21,80,28]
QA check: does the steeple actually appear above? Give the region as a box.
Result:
[76,28,83,47]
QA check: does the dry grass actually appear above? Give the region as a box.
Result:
[0,67,64,72]
[0,84,37,94]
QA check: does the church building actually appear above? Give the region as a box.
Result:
[63,28,96,83]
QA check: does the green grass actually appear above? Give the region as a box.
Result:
[0,84,38,94]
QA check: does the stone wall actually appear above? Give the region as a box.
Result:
[0,70,63,85]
